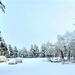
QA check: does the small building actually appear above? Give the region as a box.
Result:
[0,56,6,62]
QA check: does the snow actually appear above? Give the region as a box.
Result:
[0,58,75,75]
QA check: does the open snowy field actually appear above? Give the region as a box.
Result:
[0,58,75,75]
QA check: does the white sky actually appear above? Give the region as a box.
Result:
[0,0,75,49]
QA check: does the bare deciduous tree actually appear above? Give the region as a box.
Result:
[0,1,5,13]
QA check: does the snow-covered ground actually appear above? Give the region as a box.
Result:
[0,58,75,75]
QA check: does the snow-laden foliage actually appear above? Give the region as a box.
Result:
[21,47,28,58]
[1,29,75,62]
[54,30,75,61]
[39,44,47,57]
[29,44,39,58]
[13,46,18,58]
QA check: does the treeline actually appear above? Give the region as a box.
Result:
[6,44,47,58]
[1,30,75,61]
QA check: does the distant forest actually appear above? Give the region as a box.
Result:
[1,30,75,62]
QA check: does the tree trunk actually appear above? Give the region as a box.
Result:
[61,51,64,60]
[59,50,64,61]
[67,50,70,61]
[73,53,75,60]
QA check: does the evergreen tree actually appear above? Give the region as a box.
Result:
[33,44,39,57]
[8,45,14,58]
[29,45,34,57]
[0,31,8,56]
[22,47,28,58]
[14,46,18,58]
[18,49,22,57]
[29,44,39,58]
[40,44,46,57]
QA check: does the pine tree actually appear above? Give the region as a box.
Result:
[0,31,8,56]
[8,45,14,58]
[33,44,39,57]
[22,47,28,58]
[40,44,46,57]
[14,46,18,58]
[29,44,39,58]
[29,45,34,57]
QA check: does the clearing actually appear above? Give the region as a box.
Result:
[0,58,75,75]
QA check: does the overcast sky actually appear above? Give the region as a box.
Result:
[0,0,75,49]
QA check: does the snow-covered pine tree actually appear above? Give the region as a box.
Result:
[8,45,14,58]
[33,44,39,57]
[29,44,39,58]
[18,49,22,57]
[40,44,47,57]
[14,46,18,58]
[29,45,34,58]
[0,31,8,57]
[22,47,28,58]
